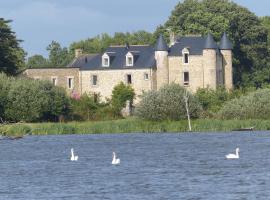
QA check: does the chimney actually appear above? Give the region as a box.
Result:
[75,49,83,58]
[125,43,130,50]
[169,31,176,47]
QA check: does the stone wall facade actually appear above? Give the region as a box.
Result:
[80,68,154,103]
[22,47,232,102]
[168,51,225,93]
[221,50,233,90]
[23,68,80,95]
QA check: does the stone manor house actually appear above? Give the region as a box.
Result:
[24,33,233,102]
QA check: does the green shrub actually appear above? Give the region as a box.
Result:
[0,73,14,119]
[94,106,120,120]
[71,93,104,120]
[111,82,135,115]
[4,78,71,122]
[44,85,71,121]
[136,83,202,121]
[217,88,270,119]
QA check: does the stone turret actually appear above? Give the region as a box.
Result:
[155,34,169,90]
[220,32,233,90]
[203,33,217,89]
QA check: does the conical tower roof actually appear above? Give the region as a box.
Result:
[204,33,217,49]
[220,32,233,50]
[155,34,168,51]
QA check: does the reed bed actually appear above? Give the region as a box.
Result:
[1,118,270,136]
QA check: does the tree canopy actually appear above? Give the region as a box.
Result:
[26,54,49,68]
[69,31,154,55]
[46,41,72,67]
[0,18,25,75]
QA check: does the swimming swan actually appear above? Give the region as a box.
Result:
[226,148,239,159]
[112,152,120,165]
[70,148,78,161]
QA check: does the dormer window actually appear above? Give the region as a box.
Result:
[182,48,190,64]
[126,52,134,66]
[102,53,110,67]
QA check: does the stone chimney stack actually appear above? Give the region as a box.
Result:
[75,49,83,58]
[169,31,176,47]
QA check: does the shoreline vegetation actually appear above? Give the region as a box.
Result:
[1,118,270,137]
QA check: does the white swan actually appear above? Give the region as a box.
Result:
[112,152,120,165]
[70,148,78,161]
[226,148,239,159]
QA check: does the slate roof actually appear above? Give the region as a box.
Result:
[155,34,168,51]
[204,33,218,49]
[69,33,228,70]
[219,32,233,50]
[69,45,156,70]
[169,34,221,56]
[169,36,206,56]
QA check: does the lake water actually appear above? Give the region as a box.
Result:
[1,131,270,199]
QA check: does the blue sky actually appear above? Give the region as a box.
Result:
[1,0,269,58]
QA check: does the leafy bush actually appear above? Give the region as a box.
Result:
[111,82,135,115]
[2,76,71,122]
[217,88,270,119]
[195,86,258,117]
[136,83,202,121]
[94,106,120,120]
[71,93,102,120]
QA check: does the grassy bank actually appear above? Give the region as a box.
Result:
[1,118,270,136]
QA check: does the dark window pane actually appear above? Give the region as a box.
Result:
[184,72,189,86]
[92,75,97,85]
[184,53,189,63]
[127,74,132,84]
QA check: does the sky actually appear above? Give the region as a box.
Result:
[0,0,269,58]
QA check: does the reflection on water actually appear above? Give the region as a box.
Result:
[0,131,270,199]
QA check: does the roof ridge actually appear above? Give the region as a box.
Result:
[109,44,150,47]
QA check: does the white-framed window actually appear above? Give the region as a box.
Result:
[92,75,98,86]
[102,53,110,67]
[126,52,134,66]
[67,76,74,89]
[182,48,190,64]
[183,72,189,86]
[144,73,149,80]
[126,74,132,84]
[51,76,58,86]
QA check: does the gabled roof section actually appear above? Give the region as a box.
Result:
[169,36,206,56]
[155,34,168,51]
[71,45,156,70]
[68,54,97,68]
[204,33,218,49]
[219,32,233,50]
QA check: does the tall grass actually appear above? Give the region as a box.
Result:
[2,118,270,136]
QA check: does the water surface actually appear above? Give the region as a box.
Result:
[0,131,270,199]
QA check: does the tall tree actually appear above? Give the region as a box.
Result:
[46,41,72,67]
[159,0,269,88]
[0,18,26,75]
[261,16,270,51]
